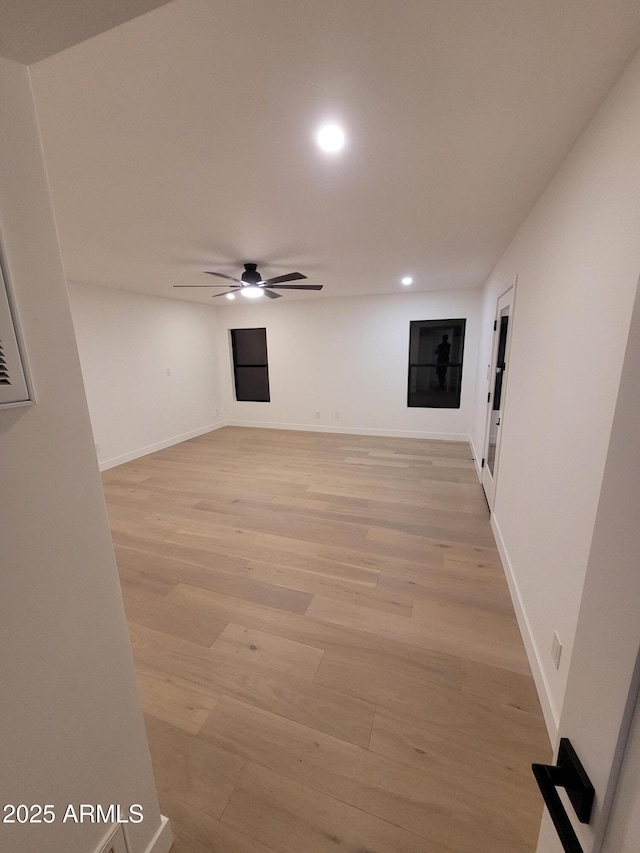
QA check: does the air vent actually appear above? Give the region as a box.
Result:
[0,252,32,406]
[0,339,10,385]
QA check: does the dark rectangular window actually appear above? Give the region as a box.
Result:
[408,319,466,408]
[231,327,270,402]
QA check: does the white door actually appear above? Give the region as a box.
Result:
[600,685,640,852]
[482,286,514,508]
[535,277,640,853]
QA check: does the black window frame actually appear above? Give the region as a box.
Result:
[407,318,466,409]
[230,327,271,402]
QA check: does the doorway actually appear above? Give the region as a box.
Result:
[482,286,515,509]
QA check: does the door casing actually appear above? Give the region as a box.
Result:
[482,283,516,509]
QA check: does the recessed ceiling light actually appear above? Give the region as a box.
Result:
[401,276,413,286]
[241,286,263,299]
[226,293,236,300]
[316,124,346,153]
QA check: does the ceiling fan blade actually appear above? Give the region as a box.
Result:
[173,284,238,288]
[262,289,282,299]
[211,289,241,298]
[205,271,244,283]
[261,272,307,285]
[266,284,323,291]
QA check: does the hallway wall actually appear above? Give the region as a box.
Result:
[0,56,167,853]
[471,47,640,735]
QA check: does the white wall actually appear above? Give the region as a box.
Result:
[217,288,481,440]
[0,57,167,853]
[471,48,640,736]
[603,682,640,852]
[68,282,222,469]
[534,274,640,853]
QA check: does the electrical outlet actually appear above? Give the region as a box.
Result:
[334,411,340,419]
[552,631,562,669]
[95,442,101,454]
[315,411,321,419]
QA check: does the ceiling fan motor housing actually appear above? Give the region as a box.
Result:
[241,263,261,286]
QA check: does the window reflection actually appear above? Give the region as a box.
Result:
[408,319,466,408]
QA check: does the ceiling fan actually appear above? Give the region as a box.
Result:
[173,263,323,299]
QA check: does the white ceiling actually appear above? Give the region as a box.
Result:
[0,0,172,64]
[24,0,640,304]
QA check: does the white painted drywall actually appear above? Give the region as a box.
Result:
[471,48,640,735]
[216,288,481,440]
[68,282,222,469]
[534,273,640,852]
[0,56,166,853]
[602,684,640,852]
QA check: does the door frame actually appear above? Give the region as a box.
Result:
[482,281,516,509]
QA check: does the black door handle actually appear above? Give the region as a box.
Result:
[532,738,595,853]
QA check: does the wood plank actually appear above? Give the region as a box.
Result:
[305,594,415,643]
[242,559,380,595]
[189,501,374,552]
[368,706,548,818]
[411,596,530,672]
[314,652,546,754]
[211,623,324,681]
[201,695,537,853]
[313,649,466,719]
[460,658,544,714]
[143,714,244,819]
[117,567,175,601]
[166,581,461,689]
[222,762,447,853]
[376,562,514,613]
[162,795,278,853]
[136,669,220,735]
[121,581,228,647]
[115,541,250,581]
[366,524,501,564]
[129,622,375,747]
[116,539,378,591]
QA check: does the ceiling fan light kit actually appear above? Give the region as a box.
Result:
[241,286,263,299]
[173,263,323,301]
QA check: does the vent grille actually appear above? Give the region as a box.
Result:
[0,258,31,405]
[0,339,11,385]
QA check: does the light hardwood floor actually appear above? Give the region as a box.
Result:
[102,427,551,853]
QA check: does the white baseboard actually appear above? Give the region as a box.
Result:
[95,824,127,853]
[98,422,226,471]
[140,815,173,853]
[228,419,471,442]
[94,818,172,853]
[468,432,484,481]
[491,513,558,744]
[97,420,473,471]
